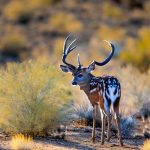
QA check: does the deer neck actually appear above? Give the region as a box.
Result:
[79,73,94,95]
[79,83,90,95]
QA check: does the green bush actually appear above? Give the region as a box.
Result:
[0,58,73,136]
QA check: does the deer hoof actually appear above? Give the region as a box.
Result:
[101,141,104,145]
[120,141,123,147]
[107,137,110,142]
[92,139,96,144]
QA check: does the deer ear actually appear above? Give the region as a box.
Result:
[86,62,95,73]
[60,65,70,72]
[60,65,75,73]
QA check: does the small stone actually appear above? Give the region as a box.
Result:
[144,131,150,139]
[84,127,92,133]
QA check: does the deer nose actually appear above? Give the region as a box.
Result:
[72,81,77,85]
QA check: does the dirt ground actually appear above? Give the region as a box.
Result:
[0,118,149,150]
[0,129,145,150]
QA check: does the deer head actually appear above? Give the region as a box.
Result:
[60,35,115,87]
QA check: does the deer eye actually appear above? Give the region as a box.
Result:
[78,74,83,78]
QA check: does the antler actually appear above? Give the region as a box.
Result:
[90,40,115,66]
[62,35,77,70]
[77,54,82,68]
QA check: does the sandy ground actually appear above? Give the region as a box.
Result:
[0,131,144,150]
[0,119,148,150]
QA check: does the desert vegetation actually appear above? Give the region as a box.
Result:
[0,0,149,149]
[0,59,73,136]
[10,134,33,150]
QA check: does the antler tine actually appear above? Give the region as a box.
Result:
[62,35,77,70]
[63,34,77,54]
[66,38,77,54]
[91,40,115,66]
[63,34,71,55]
[77,53,81,67]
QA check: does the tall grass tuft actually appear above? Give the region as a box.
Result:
[0,58,73,136]
[10,134,33,150]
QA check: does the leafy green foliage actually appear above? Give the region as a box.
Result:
[0,58,73,136]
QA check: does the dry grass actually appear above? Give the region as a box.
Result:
[49,12,83,34]
[96,25,126,42]
[3,0,59,23]
[0,58,73,136]
[142,140,150,150]
[0,32,27,55]
[119,27,150,71]
[53,38,65,59]
[102,2,124,19]
[4,1,33,23]
[10,134,33,150]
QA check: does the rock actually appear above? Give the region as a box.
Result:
[144,132,150,139]
[84,127,92,133]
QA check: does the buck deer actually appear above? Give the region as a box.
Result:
[60,35,123,146]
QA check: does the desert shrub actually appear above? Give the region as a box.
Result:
[0,33,27,58]
[144,1,150,17]
[3,0,59,23]
[102,2,124,19]
[3,1,33,23]
[96,25,126,42]
[140,102,150,122]
[119,27,150,72]
[49,12,83,34]
[120,117,136,138]
[0,58,73,136]
[142,140,150,150]
[11,134,33,150]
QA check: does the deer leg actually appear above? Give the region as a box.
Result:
[115,113,123,147]
[107,114,111,142]
[92,105,96,143]
[100,109,106,145]
[113,98,123,147]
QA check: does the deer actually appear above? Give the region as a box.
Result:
[60,35,123,146]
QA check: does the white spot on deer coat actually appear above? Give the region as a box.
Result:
[90,88,97,93]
